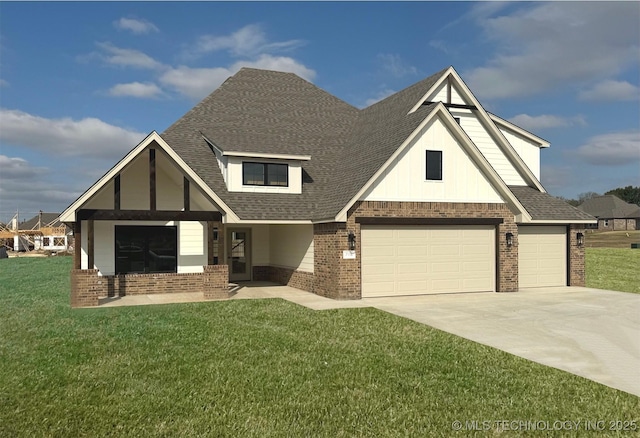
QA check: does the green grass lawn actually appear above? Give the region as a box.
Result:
[1,257,638,437]
[586,248,640,294]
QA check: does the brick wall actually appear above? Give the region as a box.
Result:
[252,266,314,292]
[568,225,586,287]
[70,265,229,307]
[312,201,518,300]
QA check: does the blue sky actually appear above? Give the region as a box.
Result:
[1,1,639,223]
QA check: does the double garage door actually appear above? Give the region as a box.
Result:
[361,226,495,297]
[518,226,567,288]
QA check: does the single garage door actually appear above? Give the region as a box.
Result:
[518,226,567,288]
[361,226,495,297]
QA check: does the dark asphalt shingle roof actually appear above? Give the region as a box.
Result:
[509,186,595,221]
[161,67,444,220]
[18,213,62,230]
[577,195,640,219]
[160,67,586,223]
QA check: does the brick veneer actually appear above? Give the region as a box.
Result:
[252,266,314,292]
[568,225,586,287]
[70,265,229,307]
[313,201,519,300]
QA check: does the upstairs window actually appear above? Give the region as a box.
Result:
[243,162,288,187]
[426,150,443,181]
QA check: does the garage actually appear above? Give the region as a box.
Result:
[518,226,567,288]
[361,225,495,297]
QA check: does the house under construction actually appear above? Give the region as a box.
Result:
[0,211,71,252]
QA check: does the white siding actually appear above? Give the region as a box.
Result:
[499,128,541,180]
[83,181,114,209]
[120,153,150,210]
[226,157,303,194]
[250,225,271,266]
[269,224,314,273]
[87,221,207,275]
[451,109,527,185]
[156,151,184,210]
[427,81,466,105]
[362,116,504,203]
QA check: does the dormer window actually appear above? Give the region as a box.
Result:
[242,162,288,187]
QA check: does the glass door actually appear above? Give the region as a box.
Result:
[227,229,251,281]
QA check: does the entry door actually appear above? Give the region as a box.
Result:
[227,229,251,282]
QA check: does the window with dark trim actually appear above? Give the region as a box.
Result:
[242,162,288,187]
[426,150,443,181]
[115,226,177,274]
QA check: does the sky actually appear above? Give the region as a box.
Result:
[0,1,639,223]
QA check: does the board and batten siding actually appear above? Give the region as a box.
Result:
[82,220,208,275]
[362,116,504,203]
[498,128,541,180]
[450,109,527,186]
[269,225,314,273]
[428,81,467,105]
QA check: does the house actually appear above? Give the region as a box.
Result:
[2,212,71,252]
[578,195,640,230]
[60,66,595,307]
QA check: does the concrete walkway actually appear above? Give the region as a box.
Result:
[97,284,640,397]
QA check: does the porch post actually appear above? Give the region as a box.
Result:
[87,219,94,269]
[207,220,224,265]
[73,222,81,269]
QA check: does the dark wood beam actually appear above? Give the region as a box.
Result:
[183,177,190,212]
[87,220,94,269]
[77,209,222,222]
[422,101,477,110]
[114,174,121,211]
[149,148,156,211]
[355,217,503,226]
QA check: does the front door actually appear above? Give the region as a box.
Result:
[227,229,251,282]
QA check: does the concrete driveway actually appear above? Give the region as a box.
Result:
[362,287,640,397]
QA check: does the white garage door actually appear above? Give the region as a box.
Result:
[361,226,495,297]
[518,226,567,288]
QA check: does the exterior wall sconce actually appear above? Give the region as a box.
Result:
[348,232,356,251]
[506,232,514,247]
[577,232,584,247]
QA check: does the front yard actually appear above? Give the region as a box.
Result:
[1,257,638,437]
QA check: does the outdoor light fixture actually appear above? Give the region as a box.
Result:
[348,232,356,251]
[506,232,514,247]
[577,232,584,247]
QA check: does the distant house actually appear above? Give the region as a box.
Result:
[60,66,595,307]
[16,212,71,251]
[578,195,640,230]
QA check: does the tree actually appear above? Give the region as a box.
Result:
[556,196,580,206]
[577,192,600,205]
[605,186,640,206]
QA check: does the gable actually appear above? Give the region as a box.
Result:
[361,113,504,203]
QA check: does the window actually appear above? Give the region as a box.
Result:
[426,150,443,181]
[243,162,288,186]
[115,226,177,274]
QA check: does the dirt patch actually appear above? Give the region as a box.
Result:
[585,230,640,248]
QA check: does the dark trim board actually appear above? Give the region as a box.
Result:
[356,217,503,226]
[77,209,222,221]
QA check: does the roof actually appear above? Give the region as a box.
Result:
[161,67,446,221]
[509,186,595,222]
[18,213,62,230]
[578,195,640,219]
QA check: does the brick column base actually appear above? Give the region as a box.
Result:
[70,269,100,307]
[203,265,230,299]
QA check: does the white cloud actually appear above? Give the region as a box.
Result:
[0,155,46,179]
[95,42,164,69]
[190,24,304,58]
[579,80,640,102]
[0,79,8,87]
[0,109,146,159]
[108,82,163,98]
[508,114,587,130]
[114,17,159,35]
[160,55,316,100]
[364,89,396,107]
[464,2,640,99]
[575,131,640,166]
[377,54,417,78]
